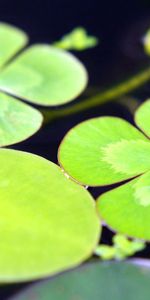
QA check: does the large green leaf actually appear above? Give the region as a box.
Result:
[97,171,150,240]
[0,23,28,69]
[9,260,150,300]
[58,117,149,186]
[0,149,100,282]
[135,99,150,137]
[0,92,43,147]
[0,45,88,106]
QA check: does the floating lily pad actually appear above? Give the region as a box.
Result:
[0,92,43,147]
[0,45,88,106]
[58,117,149,186]
[0,149,100,282]
[97,171,150,240]
[9,260,150,300]
[0,23,28,69]
[135,99,150,137]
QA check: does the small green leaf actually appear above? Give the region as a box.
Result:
[135,99,150,137]
[0,149,100,282]
[58,117,149,186]
[95,235,145,261]
[0,45,88,106]
[9,261,150,300]
[54,27,98,51]
[113,234,145,257]
[0,23,28,69]
[0,92,43,147]
[97,171,150,240]
[95,245,116,260]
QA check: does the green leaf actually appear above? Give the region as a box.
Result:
[0,149,100,282]
[0,92,43,147]
[54,27,98,51]
[9,261,150,300]
[0,45,88,106]
[0,23,28,69]
[95,245,116,260]
[143,29,150,56]
[95,235,145,260]
[113,234,145,256]
[58,117,149,186]
[97,171,150,240]
[135,99,150,137]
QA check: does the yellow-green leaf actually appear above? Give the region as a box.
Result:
[97,171,150,240]
[58,117,149,186]
[0,149,100,282]
[0,45,88,106]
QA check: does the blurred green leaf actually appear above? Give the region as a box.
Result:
[9,261,150,300]
[95,245,116,260]
[113,234,145,256]
[0,45,88,106]
[143,29,150,56]
[54,27,98,51]
[95,235,145,261]
[0,149,100,282]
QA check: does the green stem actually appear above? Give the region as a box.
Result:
[42,67,150,122]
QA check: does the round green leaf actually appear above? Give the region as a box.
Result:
[0,23,28,69]
[97,171,150,240]
[58,117,149,186]
[0,45,88,106]
[0,149,100,282]
[9,260,150,300]
[135,99,150,137]
[0,92,43,147]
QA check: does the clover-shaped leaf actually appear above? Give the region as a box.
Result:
[0,23,88,146]
[0,45,88,106]
[0,23,87,107]
[9,261,150,300]
[58,99,150,239]
[0,149,100,282]
[58,112,150,186]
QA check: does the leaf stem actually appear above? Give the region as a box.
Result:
[42,66,150,122]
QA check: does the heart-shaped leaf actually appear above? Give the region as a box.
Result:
[9,260,150,300]
[0,45,88,106]
[0,23,28,69]
[0,149,100,282]
[97,171,150,240]
[58,117,149,186]
[0,92,43,147]
[135,99,150,137]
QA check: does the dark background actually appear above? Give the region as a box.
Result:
[1,0,150,298]
[1,0,150,84]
